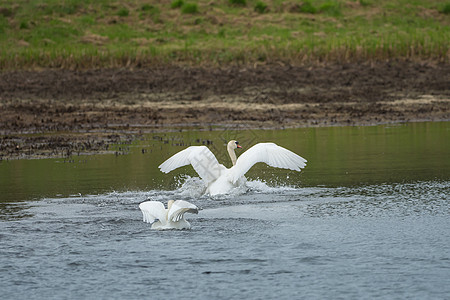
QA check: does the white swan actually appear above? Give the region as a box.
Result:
[139,200,199,230]
[159,140,307,195]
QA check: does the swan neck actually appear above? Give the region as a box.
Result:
[227,145,237,166]
[166,200,174,221]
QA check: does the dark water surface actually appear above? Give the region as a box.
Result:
[1,122,449,299]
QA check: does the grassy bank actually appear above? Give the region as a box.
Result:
[0,0,449,69]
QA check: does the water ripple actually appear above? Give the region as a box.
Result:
[1,180,449,299]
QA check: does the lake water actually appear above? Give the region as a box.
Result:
[1,122,449,299]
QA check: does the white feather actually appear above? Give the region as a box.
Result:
[158,146,224,184]
[158,141,307,196]
[138,201,166,224]
[168,200,199,223]
[229,143,307,184]
[139,200,198,230]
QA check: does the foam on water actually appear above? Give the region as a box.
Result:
[15,179,449,226]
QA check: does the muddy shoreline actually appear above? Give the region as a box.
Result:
[1,61,449,159]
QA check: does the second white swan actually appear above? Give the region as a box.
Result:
[139,200,199,230]
[159,140,307,195]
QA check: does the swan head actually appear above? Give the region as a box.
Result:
[227,140,242,150]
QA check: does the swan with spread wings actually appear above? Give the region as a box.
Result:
[139,200,199,230]
[158,140,307,196]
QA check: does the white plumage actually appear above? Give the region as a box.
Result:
[139,200,199,230]
[159,140,307,196]
[159,145,223,183]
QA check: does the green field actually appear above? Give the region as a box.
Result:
[1,0,449,69]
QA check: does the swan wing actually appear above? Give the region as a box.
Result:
[158,146,222,183]
[139,201,166,224]
[168,200,199,223]
[229,143,307,183]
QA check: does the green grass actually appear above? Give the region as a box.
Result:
[117,8,130,17]
[319,1,341,16]
[0,0,448,69]
[254,1,268,13]
[298,1,318,14]
[440,3,450,14]
[229,0,247,6]
[171,0,185,9]
[181,3,199,14]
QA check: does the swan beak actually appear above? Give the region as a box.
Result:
[237,145,242,149]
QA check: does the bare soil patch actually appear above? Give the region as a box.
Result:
[1,61,449,159]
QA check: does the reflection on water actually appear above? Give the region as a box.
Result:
[1,122,449,203]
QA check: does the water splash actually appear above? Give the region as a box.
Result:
[8,179,449,223]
